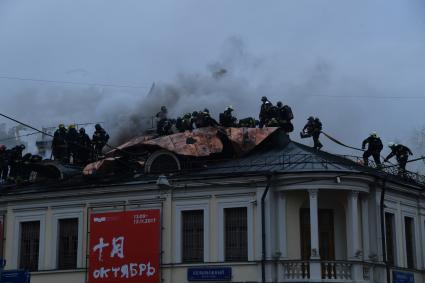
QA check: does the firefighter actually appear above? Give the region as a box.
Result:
[92,124,110,158]
[384,142,413,172]
[361,132,383,167]
[219,106,237,127]
[182,113,194,131]
[238,117,258,128]
[156,106,168,121]
[155,106,167,134]
[300,117,323,150]
[66,124,79,163]
[76,127,92,164]
[259,96,271,128]
[52,124,68,163]
[197,109,219,128]
[276,101,294,132]
[0,145,8,181]
[8,144,25,182]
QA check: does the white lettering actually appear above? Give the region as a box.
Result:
[120,264,129,278]
[147,261,156,277]
[130,263,138,277]
[112,267,120,278]
[110,236,125,258]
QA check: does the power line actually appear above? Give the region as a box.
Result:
[0,113,53,138]
[0,131,39,142]
[0,75,149,89]
[309,95,425,100]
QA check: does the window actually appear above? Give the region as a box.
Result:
[58,218,78,269]
[182,210,204,263]
[404,217,415,269]
[385,213,396,266]
[225,207,247,261]
[19,221,40,271]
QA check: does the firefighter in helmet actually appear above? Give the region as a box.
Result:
[300,116,323,150]
[361,131,383,167]
[384,142,413,173]
[92,124,109,158]
[219,106,237,127]
[52,123,68,162]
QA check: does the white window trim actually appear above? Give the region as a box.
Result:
[51,209,84,269]
[13,211,46,270]
[421,216,425,269]
[384,208,398,266]
[401,212,419,269]
[174,201,210,263]
[217,198,254,262]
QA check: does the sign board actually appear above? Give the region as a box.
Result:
[88,209,160,283]
[187,267,232,281]
[393,271,414,283]
[1,270,30,283]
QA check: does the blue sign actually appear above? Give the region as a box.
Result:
[1,270,31,283]
[188,267,232,281]
[393,271,414,283]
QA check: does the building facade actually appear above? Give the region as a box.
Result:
[0,137,424,283]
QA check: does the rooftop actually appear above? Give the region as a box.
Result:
[1,129,424,196]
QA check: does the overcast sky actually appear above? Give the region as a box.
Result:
[1,0,425,170]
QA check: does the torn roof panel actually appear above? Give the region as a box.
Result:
[142,127,223,157]
[84,127,281,176]
[225,127,279,156]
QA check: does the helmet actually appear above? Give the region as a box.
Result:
[308,116,314,121]
[226,106,234,111]
[59,123,65,129]
[277,101,283,107]
[79,127,85,133]
[203,108,209,114]
[95,124,102,130]
[161,106,167,111]
[68,124,76,129]
[261,96,268,102]
[388,142,396,148]
[370,131,378,138]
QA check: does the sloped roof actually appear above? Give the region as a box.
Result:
[189,133,425,189]
[194,136,364,176]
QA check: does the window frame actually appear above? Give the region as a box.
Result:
[384,212,397,266]
[223,206,248,262]
[401,213,418,269]
[13,211,46,270]
[217,199,254,262]
[51,210,84,270]
[181,210,205,263]
[174,201,210,263]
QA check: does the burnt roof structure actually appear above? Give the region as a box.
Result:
[1,128,424,195]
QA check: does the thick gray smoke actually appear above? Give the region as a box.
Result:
[2,35,425,174]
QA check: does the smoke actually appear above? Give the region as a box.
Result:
[1,35,425,173]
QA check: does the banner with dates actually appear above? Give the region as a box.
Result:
[88,209,160,283]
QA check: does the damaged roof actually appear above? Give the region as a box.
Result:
[2,128,424,194]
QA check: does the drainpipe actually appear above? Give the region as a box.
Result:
[261,174,272,283]
[379,178,391,283]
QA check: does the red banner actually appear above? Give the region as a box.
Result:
[88,209,160,283]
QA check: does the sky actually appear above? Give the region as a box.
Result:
[0,0,425,170]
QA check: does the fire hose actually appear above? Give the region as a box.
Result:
[320,131,425,168]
